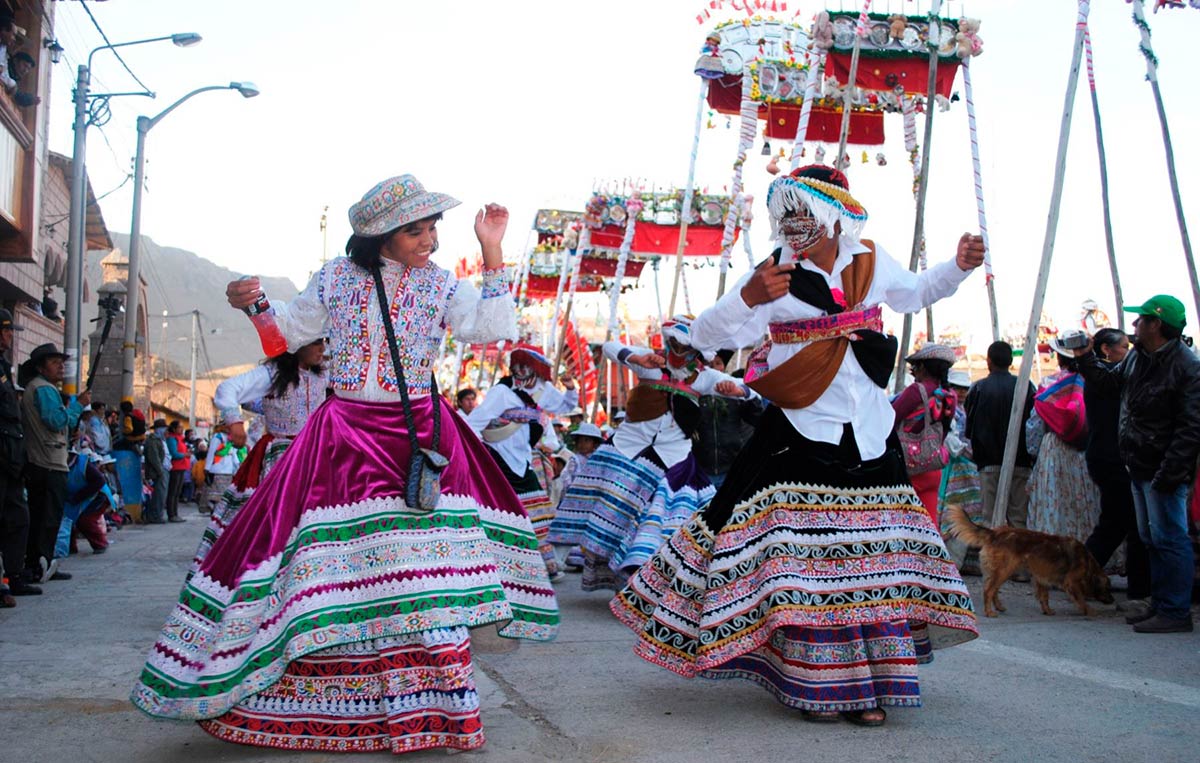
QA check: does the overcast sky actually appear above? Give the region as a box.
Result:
[46,0,1200,349]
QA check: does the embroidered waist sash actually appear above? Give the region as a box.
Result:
[482,406,540,443]
[747,241,896,409]
[768,305,883,345]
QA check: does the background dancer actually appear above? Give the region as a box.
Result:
[133,174,558,755]
[468,344,578,580]
[187,336,327,578]
[611,165,982,727]
[549,316,750,590]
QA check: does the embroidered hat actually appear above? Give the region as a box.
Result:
[509,344,552,381]
[766,165,868,243]
[348,174,462,238]
[661,315,715,362]
[905,343,957,364]
[1124,294,1186,330]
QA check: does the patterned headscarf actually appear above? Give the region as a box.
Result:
[766,165,868,243]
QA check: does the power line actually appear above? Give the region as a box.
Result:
[42,173,133,228]
[77,0,154,95]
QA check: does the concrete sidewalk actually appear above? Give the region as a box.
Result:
[2,500,1197,763]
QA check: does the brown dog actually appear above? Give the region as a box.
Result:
[945,505,1114,617]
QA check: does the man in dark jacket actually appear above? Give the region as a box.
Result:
[964,341,1035,529]
[1077,295,1200,634]
[0,309,37,597]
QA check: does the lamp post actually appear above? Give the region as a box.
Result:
[63,32,202,395]
[120,81,260,403]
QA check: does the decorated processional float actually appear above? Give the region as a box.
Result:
[525,186,739,423]
[674,1,1004,393]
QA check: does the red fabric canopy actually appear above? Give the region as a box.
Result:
[706,73,885,145]
[577,257,648,278]
[588,222,727,256]
[761,103,884,143]
[525,273,601,299]
[826,52,959,99]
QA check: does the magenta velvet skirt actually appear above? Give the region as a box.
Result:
[132,394,558,721]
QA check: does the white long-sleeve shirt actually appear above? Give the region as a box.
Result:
[603,340,753,468]
[690,236,971,460]
[466,380,578,475]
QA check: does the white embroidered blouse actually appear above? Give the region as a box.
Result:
[214,364,328,438]
[271,256,517,402]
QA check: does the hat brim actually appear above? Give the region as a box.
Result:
[351,193,462,238]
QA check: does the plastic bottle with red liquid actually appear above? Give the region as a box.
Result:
[240,276,289,358]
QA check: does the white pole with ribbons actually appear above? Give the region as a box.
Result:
[993,1,1091,527]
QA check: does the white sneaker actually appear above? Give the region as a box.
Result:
[39,556,59,584]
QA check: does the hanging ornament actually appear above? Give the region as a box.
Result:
[765,154,781,175]
[725,117,732,129]
[761,141,772,156]
[875,152,888,166]
[814,145,826,163]
[861,150,869,164]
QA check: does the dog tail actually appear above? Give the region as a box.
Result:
[944,504,993,548]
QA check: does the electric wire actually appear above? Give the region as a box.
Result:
[77,0,154,95]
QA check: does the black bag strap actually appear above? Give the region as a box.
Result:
[371,266,440,454]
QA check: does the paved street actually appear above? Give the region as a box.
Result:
[3,501,1198,763]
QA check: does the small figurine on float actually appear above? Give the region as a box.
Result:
[956,18,984,59]
[888,14,908,41]
[811,10,834,51]
[694,33,725,79]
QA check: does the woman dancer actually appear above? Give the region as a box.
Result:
[549,316,750,590]
[133,174,558,754]
[611,165,980,726]
[187,337,327,577]
[467,344,578,580]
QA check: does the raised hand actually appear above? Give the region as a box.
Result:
[474,203,509,251]
[626,353,666,369]
[956,233,986,271]
[740,259,796,307]
[226,278,262,310]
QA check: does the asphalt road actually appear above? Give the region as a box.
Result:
[3,501,1198,763]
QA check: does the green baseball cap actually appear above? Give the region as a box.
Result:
[1124,294,1187,329]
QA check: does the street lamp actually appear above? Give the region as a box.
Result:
[63,33,203,395]
[119,81,261,403]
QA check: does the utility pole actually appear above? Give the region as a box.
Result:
[189,310,199,428]
[63,65,90,394]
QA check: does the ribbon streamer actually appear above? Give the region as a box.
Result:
[717,72,758,289]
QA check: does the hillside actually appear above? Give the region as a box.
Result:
[85,234,301,375]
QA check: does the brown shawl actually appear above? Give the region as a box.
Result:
[746,241,878,409]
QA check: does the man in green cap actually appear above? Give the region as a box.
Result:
[1076,294,1200,634]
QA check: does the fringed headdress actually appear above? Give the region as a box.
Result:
[509,345,552,381]
[766,165,868,243]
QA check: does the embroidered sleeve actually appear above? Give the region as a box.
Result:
[213,365,274,424]
[480,267,509,299]
[446,275,518,344]
[271,265,331,353]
